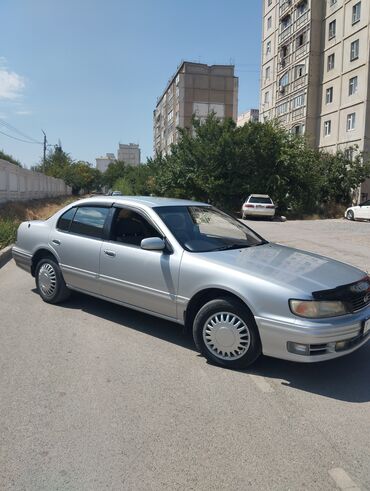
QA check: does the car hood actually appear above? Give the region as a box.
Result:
[203,243,366,294]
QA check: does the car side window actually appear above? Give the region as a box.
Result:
[111,208,162,246]
[57,207,77,231]
[69,206,110,239]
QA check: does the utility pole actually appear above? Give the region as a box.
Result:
[42,130,47,172]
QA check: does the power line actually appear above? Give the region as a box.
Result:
[0,118,42,144]
[0,128,43,144]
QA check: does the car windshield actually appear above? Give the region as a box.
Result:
[154,205,266,252]
[247,196,272,204]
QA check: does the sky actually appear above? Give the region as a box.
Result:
[0,0,262,168]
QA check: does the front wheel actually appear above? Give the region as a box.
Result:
[193,297,262,369]
[36,258,71,304]
[346,210,355,221]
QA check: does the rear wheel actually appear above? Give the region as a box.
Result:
[346,210,355,221]
[36,258,70,304]
[193,297,262,369]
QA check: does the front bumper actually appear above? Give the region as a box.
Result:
[255,307,370,362]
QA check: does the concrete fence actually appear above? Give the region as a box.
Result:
[0,159,71,204]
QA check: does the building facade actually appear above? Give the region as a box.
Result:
[117,143,141,166]
[237,109,260,126]
[260,0,370,201]
[153,61,239,155]
[95,153,115,173]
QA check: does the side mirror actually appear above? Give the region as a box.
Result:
[140,237,166,251]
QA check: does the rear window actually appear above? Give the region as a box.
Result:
[57,207,76,231]
[248,197,272,204]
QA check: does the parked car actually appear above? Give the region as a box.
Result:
[345,200,370,221]
[242,194,276,219]
[12,196,370,369]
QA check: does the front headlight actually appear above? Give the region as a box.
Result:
[289,299,348,318]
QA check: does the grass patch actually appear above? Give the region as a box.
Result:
[0,196,79,249]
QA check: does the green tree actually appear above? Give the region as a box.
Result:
[103,160,127,188]
[0,149,22,167]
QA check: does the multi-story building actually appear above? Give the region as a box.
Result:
[117,143,141,166]
[95,153,115,173]
[260,0,370,201]
[237,109,260,126]
[153,61,239,155]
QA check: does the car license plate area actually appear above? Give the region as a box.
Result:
[363,319,370,336]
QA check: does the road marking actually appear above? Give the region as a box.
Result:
[329,468,361,490]
[249,374,274,393]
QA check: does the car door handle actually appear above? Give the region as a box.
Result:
[52,239,61,245]
[104,249,116,257]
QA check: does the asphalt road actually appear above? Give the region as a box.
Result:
[1,218,370,490]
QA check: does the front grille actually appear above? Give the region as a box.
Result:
[349,292,370,312]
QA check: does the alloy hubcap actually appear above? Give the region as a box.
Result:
[203,312,250,360]
[38,263,57,298]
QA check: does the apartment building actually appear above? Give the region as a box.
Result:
[117,143,141,166]
[95,153,115,173]
[153,61,238,155]
[260,0,370,201]
[237,109,260,126]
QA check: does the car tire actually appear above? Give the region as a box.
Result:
[193,297,262,369]
[36,258,71,304]
[346,210,355,221]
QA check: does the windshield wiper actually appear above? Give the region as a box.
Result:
[213,243,251,251]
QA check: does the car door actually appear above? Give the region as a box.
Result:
[50,204,110,294]
[98,206,182,319]
[361,200,370,219]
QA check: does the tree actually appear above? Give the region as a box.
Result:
[103,160,127,188]
[148,114,370,214]
[0,149,22,167]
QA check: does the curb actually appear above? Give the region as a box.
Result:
[0,244,13,269]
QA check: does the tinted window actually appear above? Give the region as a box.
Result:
[112,208,162,246]
[69,206,109,238]
[57,207,76,231]
[248,197,273,204]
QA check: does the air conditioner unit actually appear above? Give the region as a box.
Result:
[279,86,285,94]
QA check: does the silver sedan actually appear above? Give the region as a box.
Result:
[12,196,370,369]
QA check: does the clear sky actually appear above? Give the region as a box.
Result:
[0,0,262,168]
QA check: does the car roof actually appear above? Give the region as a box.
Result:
[75,196,209,209]
[248,194,271,198]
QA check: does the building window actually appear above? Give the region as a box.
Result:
[293,124,305,135]
[349,76,358,95]
[347,113,356,131]
[265,66,271,80]
[292,94,305,108]
[267,16,272,29]
[296,32,305,47]
[268,0,272,5]
[324,120,332,136]
[168,109,173,122]
[264,91,270,104]
[266,41,271,55]
[352,2,361,24]
[279,72,289,88]
[326,87,333,104]
[295,64,305,79]
[329,0,337,5]
[327,53,335,70]
[328,20,336,40]
[281,14,291,31]
[297,1,307,16]
[277,102,288,115]
[350,40,359,61]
